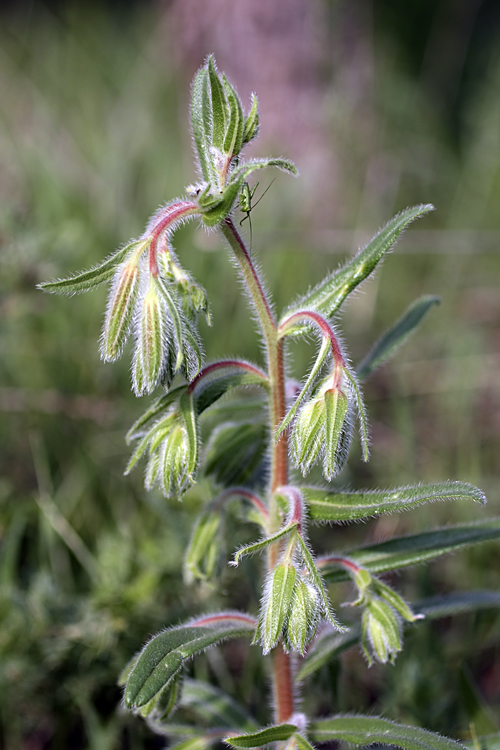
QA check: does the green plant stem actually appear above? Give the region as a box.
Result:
[220,217,293,723]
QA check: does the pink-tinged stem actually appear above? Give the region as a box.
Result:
[316,556,362,575]
[187,359,269,395]
[275,485,304,533]
[191,612,258,627]
[219,217,293,725]
[215,487,269,519]
[147,201,199,276]
[280,309,347,388]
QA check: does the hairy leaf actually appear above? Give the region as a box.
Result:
[309,715,463,750]
[286,204,434,331]
[124,615,255,708]
[208,56,228,152]
[191,66,213,183]
[224,724,298,748]
[357,295,441,380]
[302,482,486,523]
[320,518,500,582]
[38,241,138,294]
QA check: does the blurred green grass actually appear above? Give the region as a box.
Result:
[0,3,499,748]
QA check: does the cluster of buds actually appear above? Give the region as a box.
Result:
[101,202,209,396]
[125,389,198,499]
[277,311,369,482]
[241,487,346,655]
[345,563,423,665]
[189,55,296,227]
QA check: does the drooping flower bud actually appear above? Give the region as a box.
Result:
[291,375,351,480]
[100,256,141,361]
[362,598,402,666]
[284,577,320,654]
[256,561,298,654]
[133,276,167,396]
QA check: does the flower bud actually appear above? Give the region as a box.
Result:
[133,277,167,396]
[323,386,349,480]
[362,598,402,666]
[284,578,320,654]
[101,258,140,361]
[291,398,325,476]
[257,562,297,654]
[159,423,192,499]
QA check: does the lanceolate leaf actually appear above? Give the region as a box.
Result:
[191,66,213,183]
[38,241,139,295]
[232,158,298,183]
[208,56,228,152]
[308,715,463,750]
[224,724,298,748]
[320,518,500,582]
[179,392,199,479]
[286,204,434,331]
[124,615,256,709]
[415,590,500,619]
[302,482,486,523]
[357,295,441,380]
[222,74,244,158]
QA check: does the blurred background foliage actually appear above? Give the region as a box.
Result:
[0,0,499,747]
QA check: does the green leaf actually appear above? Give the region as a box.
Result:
[416,590,500,619]
[208,56,228,152]
[287,204,434,330]
[302,481,486,523]
[357,295,441,380]
[261,562,297,651]
[222,74,244,157]
[309,715,464,750]
[204,421,267,486]
[231,523,298,567]
[294,734,317,750]
[323,387,349,480]
[320,518,500,582]
[242,93,259,145]
[180,679,257,731]
[191,66,213,183]
[224,724,298,748]
[232,158,298,183]
[37,241,138,295]
[193,365,268,414]
[124,615,255,708]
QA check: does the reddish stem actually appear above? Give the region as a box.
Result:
[317,556,362,575]
[215,487,269,520]
[191,612,258,627]
[279,309,346,369]
[147,200,198,276]
[187,359,268,395]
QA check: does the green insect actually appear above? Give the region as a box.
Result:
[238,180,274,247]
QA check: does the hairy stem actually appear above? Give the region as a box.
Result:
[220,217,294,723]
